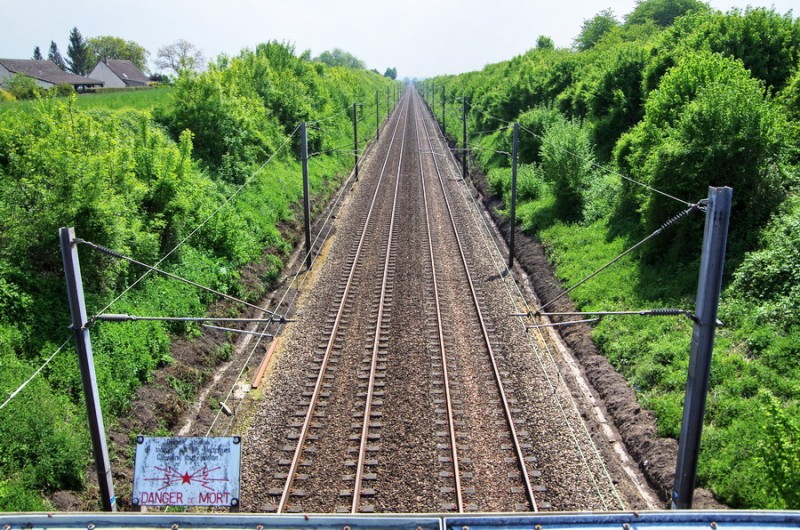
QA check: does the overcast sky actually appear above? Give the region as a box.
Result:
[1,1,796,79]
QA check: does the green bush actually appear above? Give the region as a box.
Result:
[0,88,15,102]
[730,195,800,330]
[540,118,596,220]
[0,352,87,493]
[758,391,800,508]
[487,164,543,207]
[513,105,564,164]
[49,84,76,97]
[616,51,788,261]
[2,74,40,99]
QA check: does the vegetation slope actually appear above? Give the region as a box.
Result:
[425,0,800,509]
[0,41,398,510]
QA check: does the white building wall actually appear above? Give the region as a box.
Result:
[88,62,125,88]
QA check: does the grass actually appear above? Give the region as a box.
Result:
[0,86,174,115]
[513,183,800,507]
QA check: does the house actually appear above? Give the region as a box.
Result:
[89,59,149,88]
[0,58,103,89]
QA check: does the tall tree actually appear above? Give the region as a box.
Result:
[625,0,709,28]
[155,39,205,75]
[87,36,149,72]
[32,46,43,60]
[574,9,619,50]
[383,67,397,80]
[536,35,555,50]
[315,48,365,69]
[66,27,90,75]
[48,41,65,70]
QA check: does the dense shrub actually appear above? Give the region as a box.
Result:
[644,8,800,94]
[2,74,40,99]
[731,195,800,331]
[49,84,76,97]
[512,105,564,164]
[540,118,597,220]
[624,0,709,28]
[615,51,787,261]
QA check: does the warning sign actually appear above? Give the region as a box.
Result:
[132,436,241,507]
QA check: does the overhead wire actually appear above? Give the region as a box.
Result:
[90,128,300,322]
[3,128,302,414]
[517,122,696,208]
[78,239,285,320]
[537,201,703,312]
[209,93,406,435]
[0,338,71,412]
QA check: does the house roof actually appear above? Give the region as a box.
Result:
[99,59,149,85]
[0,59,103,86]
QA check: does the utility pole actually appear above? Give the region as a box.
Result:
[508,122,519,269]
[300,122,312,269]
[672,186,733,509]
[462,97,468,179]
[386,88,390,119]
[352,103,359,180]
[376,91,380,141]
[441,86,446,136]
[60,227,117,512]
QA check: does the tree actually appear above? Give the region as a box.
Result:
[536,35,555,50]
[574,9,619,51]
[48,41,65,70]
[66,27,91,75]
[87,36,150,72]
[615,51,786,261]
[625,0,708,28]
[32,46,43,60]
[383,67,397,80]
[156,39,205,75]
[314,48,365,69]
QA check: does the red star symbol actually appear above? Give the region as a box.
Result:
[181,472,192,484]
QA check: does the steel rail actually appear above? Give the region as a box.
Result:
[350,90,411,514]
[277,92,411,513]
[411,99,465,512]
[415,88,540,512]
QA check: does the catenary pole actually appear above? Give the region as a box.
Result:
[60,227,117,512]
[301,122,312,269]
[672,186,733,509]
[375,91,380,141]
[441,85,446,136]
[353,103,359,180]
[462,97,468,179]
[508,122,519,269]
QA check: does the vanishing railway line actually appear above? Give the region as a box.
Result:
[240,87,633,513]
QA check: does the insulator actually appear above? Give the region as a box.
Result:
[87,241,126,260]
[97,313,132,321]
[647,308,685,316]
[659,207,695,232]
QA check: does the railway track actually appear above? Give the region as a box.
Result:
[241,87,632,513]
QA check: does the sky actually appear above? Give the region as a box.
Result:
[1,0,796,79]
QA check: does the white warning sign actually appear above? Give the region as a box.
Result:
[132,436,241,507]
